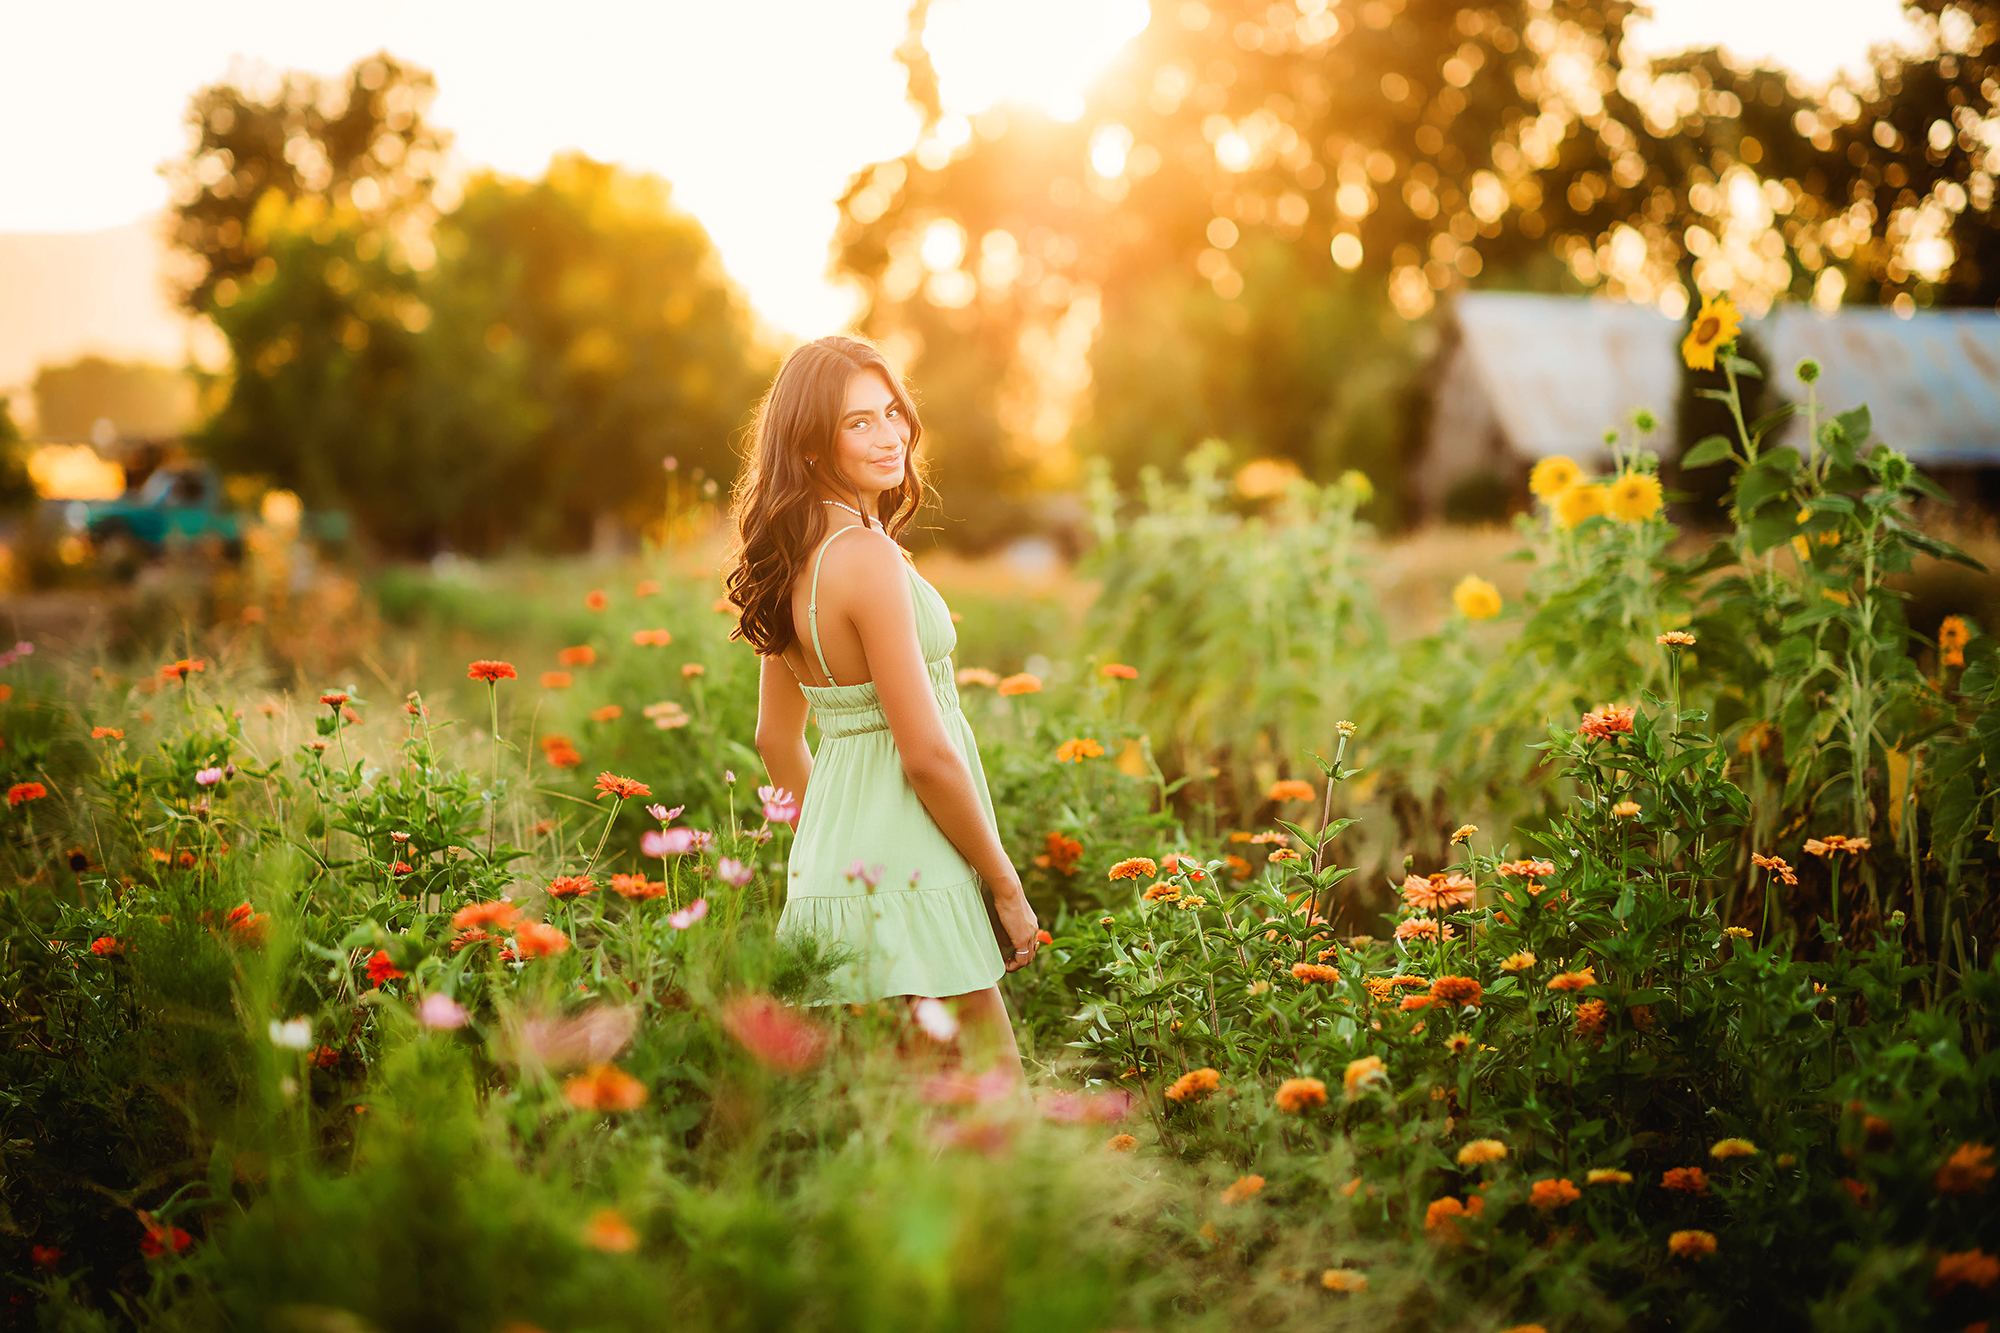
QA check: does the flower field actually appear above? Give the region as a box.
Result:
[4,337,1999,1330]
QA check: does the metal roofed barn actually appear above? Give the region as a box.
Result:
[1423,292,2000,520]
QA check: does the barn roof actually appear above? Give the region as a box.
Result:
[1449,292,2000,466]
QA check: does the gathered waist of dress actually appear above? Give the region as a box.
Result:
[804,657,961,739]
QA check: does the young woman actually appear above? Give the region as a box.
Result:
[723,335,1040,1068]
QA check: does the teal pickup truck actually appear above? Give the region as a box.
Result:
[54,464,348,576]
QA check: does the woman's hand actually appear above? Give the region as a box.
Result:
[994,883,1041,972]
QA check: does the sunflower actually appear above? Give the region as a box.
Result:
[1452,574,1502,620]
[1529,455,1582,499]
[1554,483,1609,529]
[1680,294,1742,371]
[1607,472,1664,522]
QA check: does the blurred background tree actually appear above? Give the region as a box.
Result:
[166,52,447,316]
[834,0,2000,537]
[0,399,36,515]
[173,59,766,556]
[437,156,770,551]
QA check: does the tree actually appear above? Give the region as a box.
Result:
[436,155,770,550]
[831,0,1993,531]
[30,358,196,441]
[165,53,447,315]
[0,399,36,513]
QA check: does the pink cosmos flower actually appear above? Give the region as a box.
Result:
[689,830,714,852]
[642,827,696,857]
[646,803,684,822]
[922,1068,1017,1105]
[195,767,225,786]
[668,898,709,930]
[758,785,800,824]
[418,993,469,1030]
[716,857,754,888]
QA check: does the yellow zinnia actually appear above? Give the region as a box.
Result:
[1681,294,1742,371]
[1529,455,1582,499]
[1607,472,1663,523]
[1554,483,1609,529]
[1452,575,1502,620]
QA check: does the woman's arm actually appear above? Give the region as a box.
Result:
[754,655,812,822]
[831,531,1040,969]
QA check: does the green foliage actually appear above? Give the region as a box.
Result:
[0,395,37,513]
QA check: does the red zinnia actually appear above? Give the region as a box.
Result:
[558,645,597,668]
[595,772,651,800]
[467,660,518,683]
[160,659,206,682]
[365,950,404,986]
[318,691,350,707]
[548,874,597,899]
[138,1212,191,1258]
[89,936,123,956]
[8,781,47,806]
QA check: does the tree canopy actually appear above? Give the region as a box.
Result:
[172,57,767,556]
[832,0,2000,528]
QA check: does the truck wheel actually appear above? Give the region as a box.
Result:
[92,522,146,583]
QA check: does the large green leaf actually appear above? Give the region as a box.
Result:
[1679,435,1737,470]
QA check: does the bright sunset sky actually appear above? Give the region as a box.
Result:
[2,0,1921,343]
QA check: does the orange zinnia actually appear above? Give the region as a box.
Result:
[1055,737,1105,763]
[466,660,517,683]
[1662,1166,1709,1194]
[632,629,672,646]
[1529,1177,1580,1210]
[1937,1142,1995,1194]
[1931,1248,1999,1296]
[548,875,596,899]
[1220,1174,1265,1204]
[582,1206,640,1254]
[540,671,574,690]
[1268,779,1316,802]
[1424,1194,1484,1245]
[565,1063,648,1112]
[610,873,668,900]
[92,726,125,739]
[1342,1054,1386,1097]
[513,921,570,959]
[558,645,597,668]
[1100,662,1138,680]
[1548,968,1597,992]
[1274,1077,1327,1113]
[594,772,651,800]
[1292,962,1340,985]
[1668,1229,1718,1260]
[1165,1068,1222,1102]
[589,705,623,722]
[996,672,1042,696]
[1430,975,1483,1007]
[1108,856,1158,881]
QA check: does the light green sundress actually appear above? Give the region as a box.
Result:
[774,526,1008,1002]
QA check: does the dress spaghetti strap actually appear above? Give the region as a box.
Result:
[806,525,862,687]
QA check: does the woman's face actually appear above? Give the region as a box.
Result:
[823,368,909,495]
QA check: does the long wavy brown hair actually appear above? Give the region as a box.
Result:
[723,335,927,657]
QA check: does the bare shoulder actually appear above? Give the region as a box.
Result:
[818,526,909,585]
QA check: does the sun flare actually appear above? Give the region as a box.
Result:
[922,0,1151,122]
